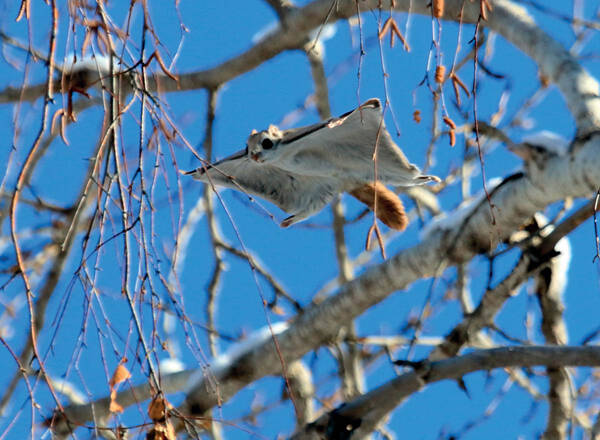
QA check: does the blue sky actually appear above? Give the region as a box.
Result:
[1,0,599,438]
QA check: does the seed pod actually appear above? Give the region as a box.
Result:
[449,129,456,147]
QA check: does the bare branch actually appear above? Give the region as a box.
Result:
[5,0,597,138]
[293,346,600,439]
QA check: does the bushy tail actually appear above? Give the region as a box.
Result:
[349,183,408,231]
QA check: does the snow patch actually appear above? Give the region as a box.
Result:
[186,321,289,390]
[421,178,502,239]
[159,358,186,375]
[252,22,337,47]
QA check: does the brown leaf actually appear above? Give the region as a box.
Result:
[148,394,168,422]
[109,390,124,413]
[109,362,131,388]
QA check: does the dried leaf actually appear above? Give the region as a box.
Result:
[109,400,124,413]
[109,362,131,388]
[148,394,168,422]
[449,129,456,147]
[109,390,124,413]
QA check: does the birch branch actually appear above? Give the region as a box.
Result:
[292,346,600,439]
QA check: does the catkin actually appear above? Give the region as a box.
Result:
[435,65,446,84]
[443,115,457,130]
[433,0,444,18]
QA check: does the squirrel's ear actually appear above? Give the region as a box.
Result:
[250,129,258,135]
[268,124,282,137]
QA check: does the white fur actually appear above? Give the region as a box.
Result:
[63,54,114,75]
[522,131,569,155]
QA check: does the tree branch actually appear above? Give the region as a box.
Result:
[293,346,600,439]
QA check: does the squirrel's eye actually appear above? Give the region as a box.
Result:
[261,138,274,150]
